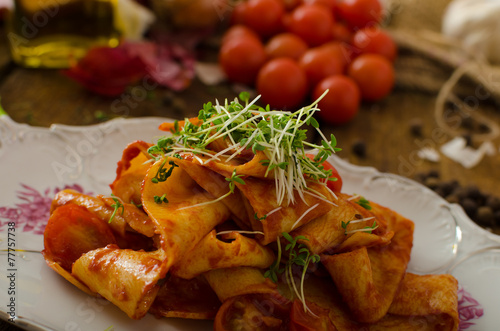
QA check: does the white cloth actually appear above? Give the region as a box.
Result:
[442,0,500,64]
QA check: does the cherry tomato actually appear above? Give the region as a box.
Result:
[351,27,397,62]
[319,41,351,68]
[302,0,336,10]
[229,1,247,25]
[280,0,302,10]
[265,33,309,60]
[331,22,353,43]
[306,153,343,192]
[256,57,308,110]
[313,75,360,126]
[299,46,344,88]
[221,25,261,45]
[219,37,267,85]
[347,53,394,101]
[286,4,335,46]
[242,0,285,38]
[290,300,337,331]
[214,293,291,331]
[43,204,117,271]
[336,0,382,30]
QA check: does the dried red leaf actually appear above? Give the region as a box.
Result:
[62,46,148,96]
[63,38,198,96]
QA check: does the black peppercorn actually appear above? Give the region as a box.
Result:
[486,195,500,211]
[427,169,440,178]
[464,185,482,201]
[476,206,494,226]
[445,194,460,204]
[438,181,455,197]
[494,210,500,223]
[409,118,423,137]
[424,176,440,190]
[461,198,478,218]
[352,140,366,158]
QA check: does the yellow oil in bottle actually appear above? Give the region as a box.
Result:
[6,0,123,68]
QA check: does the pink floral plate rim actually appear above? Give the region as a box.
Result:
[0,114,498,330]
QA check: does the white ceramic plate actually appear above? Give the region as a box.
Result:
[1,115,499,331]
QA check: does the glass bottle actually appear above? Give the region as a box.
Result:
[5,0,123,68]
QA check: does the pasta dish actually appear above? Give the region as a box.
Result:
[42,93,459,330]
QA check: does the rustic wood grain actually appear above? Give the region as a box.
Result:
[1,64,498,197]
[1,0,500,328]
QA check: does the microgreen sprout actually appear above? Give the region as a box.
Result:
[254,213,267,221]
[216,230,265,236]
[355,196,372,210]
[147,91,341,206]
[147,137,174,159]
[154,194,168,204]
[225,169,245,194]
[151,160,178,183]
[109,194,124,224]
[342,217,378,235]
[177,169,246,210]
[265,232,320,314]
[264,236,283,283]
[130,199,142,209]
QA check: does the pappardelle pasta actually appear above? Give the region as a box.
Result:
[42,94,459,330]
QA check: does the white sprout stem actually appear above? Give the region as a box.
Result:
[303,190,338,207]
[287,264,316,316]
[347,194,361,201]
[203,143,239,165]
[317,129,331,152]
[290,107,305,156]
[100,194,125,204]
[169,146,218,158]
[216,230,265,236]
[294,167,309,205]
[159,93,338,211]
[287,265,302,305]
[286,162,295,205]
[271,119,293,165]
[265,206,283,218]
[348,216,375,224]
[323,184,338,201]
[205,96,260,144]
[291,203,320,230]
[225,128,261,163]
[345,225,379,235]
[301,141,317,148]
[303,185,327,199]
[208,113,259,148]
[177,191,230,211]
[312,89,329,106]
[275,168,283,205]
[299,260,318,317]
[193,155,204,164]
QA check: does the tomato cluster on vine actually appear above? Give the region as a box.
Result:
[219,0,397,125]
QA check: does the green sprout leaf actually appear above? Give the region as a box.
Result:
[144,92,342,206]
[355,196,372,210]
[254,213,267,221]
[264,232,320,314]
[109,194,124,224]
[154,194,168,204]
[151,160,178,183]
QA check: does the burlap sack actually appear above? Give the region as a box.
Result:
[384,0,500,142]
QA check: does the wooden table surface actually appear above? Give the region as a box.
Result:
[1,7,500,330]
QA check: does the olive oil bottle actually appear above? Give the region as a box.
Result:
[6,0,123,68]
